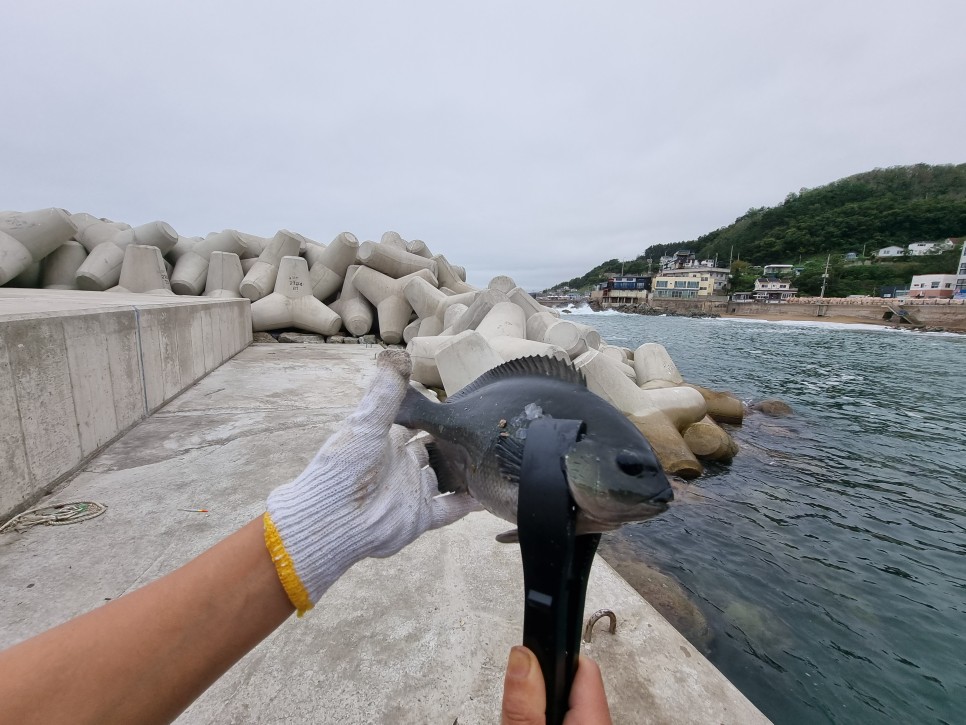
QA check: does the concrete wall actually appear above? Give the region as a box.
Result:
[0,290,251,519]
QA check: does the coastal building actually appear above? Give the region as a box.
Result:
[590,274,652,305]
[752,276,798,302]
[955,241,966,299]
[876,246,905,258]
[762,264,794,276]
[908,241,954,256]
[652,266,730,299]
[909,274,957,299]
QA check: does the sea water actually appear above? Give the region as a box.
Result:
[567,308,966,725]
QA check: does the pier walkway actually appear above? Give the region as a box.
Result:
[0,343,768,724]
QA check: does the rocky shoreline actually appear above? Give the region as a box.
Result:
[586,299,721,319]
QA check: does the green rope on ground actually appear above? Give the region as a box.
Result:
[0,501,107,534]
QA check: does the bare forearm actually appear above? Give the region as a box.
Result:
[0,518,294,724]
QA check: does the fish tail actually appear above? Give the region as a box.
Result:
[394,383,438,431]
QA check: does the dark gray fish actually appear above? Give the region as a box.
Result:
[396,355,673,535]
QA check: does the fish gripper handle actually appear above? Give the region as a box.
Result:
[517,416,600,725]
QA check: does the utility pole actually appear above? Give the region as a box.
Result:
[819,254,831,298]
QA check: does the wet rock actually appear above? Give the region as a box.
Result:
[360,334,378,345]
[252,332,277,343]
[597,537,713,653]
[750,399,793,417]
[278,331,325,343]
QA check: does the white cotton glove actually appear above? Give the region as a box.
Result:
[264,349,479,615]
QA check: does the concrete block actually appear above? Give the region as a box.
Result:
[75,221,178,291]
[41,241,88,289]
[449,289,508,335]
[0,332,33,516]
[328,265,374,337]
[204,251,244,298]
[474,301,526,340]
[352,266,437,344]
[302,240,327,268]
[240,230,301,302]
[435,330,505,396]
[406,334,456,388]
[63,314,119,456]
[487,275,517,293]
[486,336,570,363]
[634,343,684,385]
[72,217,130,252]
[525,310,558,342]
[433,254,476,294]
[402,318,422,345]
[308,232,360,302]
[170,229,245,295]
[406,239,433,258]
[683,415,739,461]
[8,260,42,288]
[380,231,408,249]
[441,303,468,330]
[357,241,438,279]
[507,286,545,320]
[250,256,342,335]
[1,319,83,488]
[167,236,200,264]
[404,275,447,319]
[0,209,77,285]
[111,245,175,295]
[685,384,745,425]
[237,231,270,259]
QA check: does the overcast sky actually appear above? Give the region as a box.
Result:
[2,1,964,290]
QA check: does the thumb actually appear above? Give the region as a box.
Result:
[343,350,412,438]
[502,646,546,725]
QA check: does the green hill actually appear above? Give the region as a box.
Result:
[550,163,966,296]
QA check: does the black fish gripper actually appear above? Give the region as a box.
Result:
[516,416,600,725]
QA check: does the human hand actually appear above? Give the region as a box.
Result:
[501,646,612,724]
[264,349,479,615]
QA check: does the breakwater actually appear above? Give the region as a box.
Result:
[591,297,966,332]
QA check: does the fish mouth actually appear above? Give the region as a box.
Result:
[579,499,671,528]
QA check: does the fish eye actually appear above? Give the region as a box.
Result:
[616,450,646,476]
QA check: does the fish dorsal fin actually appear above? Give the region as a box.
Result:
[447,355,585,402]
[495,434,525,484]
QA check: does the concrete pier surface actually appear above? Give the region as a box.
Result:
[0,344,768,724]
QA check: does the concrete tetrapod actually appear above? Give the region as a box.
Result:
[404,276,448,320]
[685,384,745,425]
[239,230,301,302]
[407,335,457,388]
[432,254,476,294]
[75,221,178,291]
[70,213,129,251]
[573,349,703,479]
[434,330,505,396]
[682,416,739,461]
[250,256,342,335]
[634,343,685,387]
[357,241,437,279]
[406,239,433,258]
[308,232,360,302]
[447,289,509,335]
[41,241,88,289]
[486,336,570,364]
[167,236,201,265]
[380,231,408,249]
[0,208,77,285]
[170,229,245,295]
[204,251,245,298]
[109,244,174,295]
[508,286,558,320]
[474,301,527,340]
[352,266,438,344]
[328,266,375,337]
[487,275,517,294]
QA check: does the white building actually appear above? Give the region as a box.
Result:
[876,246,905,258]
[762,264,794,276]
[752,276,797,302]
[908,274,957,299]
[955,241,966,299]
[907,241,949,256]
